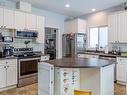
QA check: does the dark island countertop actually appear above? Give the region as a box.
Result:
[45,57,116,68]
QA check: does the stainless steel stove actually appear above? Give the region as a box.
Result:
[13,48,41,87]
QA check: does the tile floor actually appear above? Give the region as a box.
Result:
[0,83,126,95]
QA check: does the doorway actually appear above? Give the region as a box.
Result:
[44,27,58,60]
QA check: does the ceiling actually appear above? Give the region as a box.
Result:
[7,0,124,17]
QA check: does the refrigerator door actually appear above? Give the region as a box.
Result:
[38,62,54,95]
[75,33,86,53]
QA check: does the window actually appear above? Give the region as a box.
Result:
[89,26,108,48]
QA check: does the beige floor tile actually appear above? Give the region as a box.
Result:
[0,83,126,95]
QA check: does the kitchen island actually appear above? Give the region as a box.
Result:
[38,57,116,95]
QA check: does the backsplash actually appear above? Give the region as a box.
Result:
[12,38,35,48]
[109,43,127,52]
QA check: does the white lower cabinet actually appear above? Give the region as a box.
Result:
[6,64,17,87]
[0,59,17,89]
[0,66,6,88]
[116,57,127,84]
[78,54,99,59]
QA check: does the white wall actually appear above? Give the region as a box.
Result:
[0,0,69,58]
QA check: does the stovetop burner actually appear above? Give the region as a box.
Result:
[13,48,42,58]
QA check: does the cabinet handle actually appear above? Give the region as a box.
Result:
[7,66,9,68]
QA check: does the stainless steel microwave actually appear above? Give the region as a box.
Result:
[15,31,38,38]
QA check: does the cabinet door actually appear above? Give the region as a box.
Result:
[14,11,26,30]
[3,9,14,29]
[0,66,6,89]
[6,64,17,87]
[38,62,54,95]
[117,11,127,42]
[26,13,37,30]
[65,20,77,33]
[37,16,44,28]
[0,7,3,27]
[36,16,45,44]
[77,19,86,33]
[116,63,126,82]
[108,14,118,43]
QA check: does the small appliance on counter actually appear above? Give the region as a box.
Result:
[3,44,14,57]
[0,33,3,42]
[2,36,13,42]
[0,43,5,57]
[0,44,14,57]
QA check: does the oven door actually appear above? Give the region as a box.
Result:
[18,57,40,79]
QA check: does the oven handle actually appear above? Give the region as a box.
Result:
[19,57,40,61]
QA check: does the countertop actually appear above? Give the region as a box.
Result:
[45,57,116,68]
[0,56,17,60]
[78,52,127,58]
[0,54,48,60]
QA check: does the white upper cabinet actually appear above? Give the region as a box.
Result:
[108,11,127,43]
[14,11,26,30]
[108,14,118,43]
[117,11,127,43]
[0,7,3,27]
[36,16,45,44]
[77,19,86,33]
[3,8,14,29]
[37,15,44,29]
[26,13,37,30]
[0,7,45,32]
[65,18,86,34]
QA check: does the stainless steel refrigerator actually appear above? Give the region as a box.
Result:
[62,33,86,57]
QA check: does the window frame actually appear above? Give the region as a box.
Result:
[88,25,108,49]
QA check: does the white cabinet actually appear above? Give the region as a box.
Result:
[0,7,3,27]
[14,11,26,30]
[78,54,99,59]
[65,18,86,33]
[116,57,127,84]
[3,9,14,29]
[6,63,17,87]
[0,59,17,89]
[0,7,45,33]
[36,16,45,44]
[117,12,127,42]
[37,16,44,28]
[0,66,6,88]
[38,62,54,95]
[41,55,49,61]
[0,8,14,29]
[26,13,37,30]
[108,11,127,43]
[108,14,118,43]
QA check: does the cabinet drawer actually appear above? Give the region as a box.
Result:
[90,55,99,58]
[0,60,6,66]
[41,56,49,61]
[78,54,86,58]
[117,57,127,63]
[6,59,17,65]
